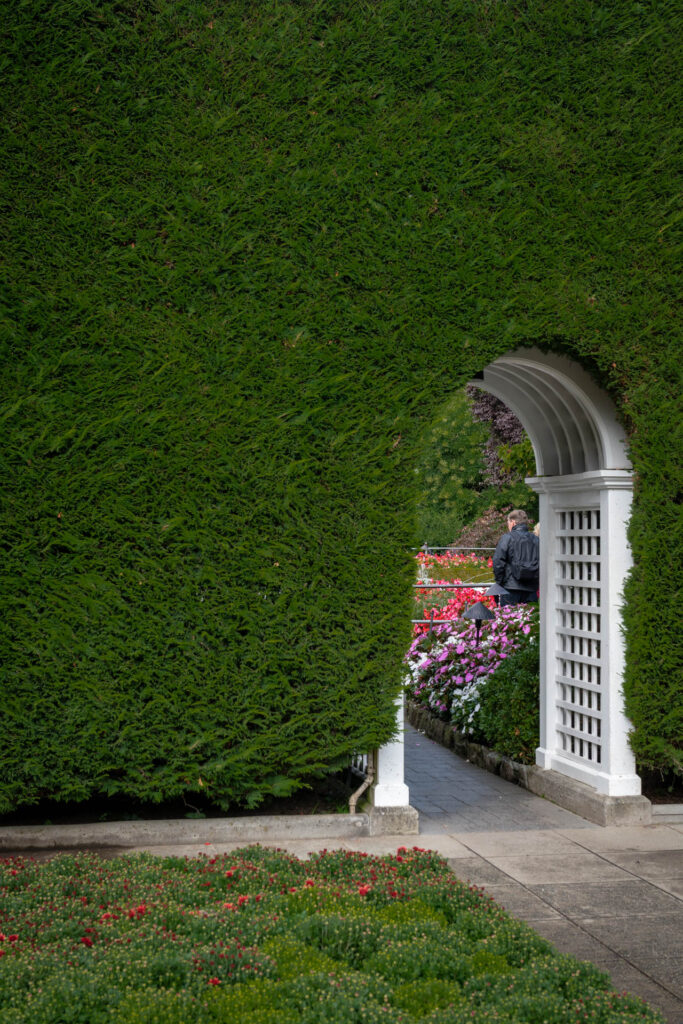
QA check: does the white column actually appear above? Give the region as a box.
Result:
[528,470,639,796]
[534,487,555,770]
[369,695,410,806]
[599,481,641,794]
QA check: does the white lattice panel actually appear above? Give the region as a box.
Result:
[555,509,603,767]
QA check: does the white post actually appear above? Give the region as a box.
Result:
[535,487,555,770]
[528,470,640,796]
[369,695,410,806]
[599,479,641,794]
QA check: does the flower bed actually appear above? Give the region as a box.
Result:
[0,848,662,1023]
[415,550,493,582]
[405,605,538,734]
[414,552,495,634]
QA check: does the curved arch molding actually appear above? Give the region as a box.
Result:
[474,347,640,798]
[475,347,630,476]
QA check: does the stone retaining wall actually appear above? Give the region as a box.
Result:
[406,701,531,787]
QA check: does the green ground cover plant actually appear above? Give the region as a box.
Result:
[0,847,663,1023]
[1,0,680,812]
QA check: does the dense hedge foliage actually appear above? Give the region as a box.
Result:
[0,847,664,1022]
[1,0,680,810]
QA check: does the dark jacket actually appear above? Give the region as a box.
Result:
[492,523,539,591]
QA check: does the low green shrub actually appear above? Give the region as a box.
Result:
[393,978,462,1018]
[0,847,663,1023]
[474,640,541,764]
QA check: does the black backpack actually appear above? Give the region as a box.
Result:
[510,530,539,584]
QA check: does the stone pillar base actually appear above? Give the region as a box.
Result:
[527,768,651,826]
[364,805,420,836]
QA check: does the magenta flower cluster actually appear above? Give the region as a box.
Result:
[404,604,538,731]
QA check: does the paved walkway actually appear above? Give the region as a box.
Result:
[3,725,682,1021]
[403,724,683,1023]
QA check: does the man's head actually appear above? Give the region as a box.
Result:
[507,509,528,530]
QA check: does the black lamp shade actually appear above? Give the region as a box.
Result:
[463,601,495,622]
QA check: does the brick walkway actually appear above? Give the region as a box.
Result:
[406,721,595,833]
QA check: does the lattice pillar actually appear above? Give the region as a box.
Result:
[530,470,640,796]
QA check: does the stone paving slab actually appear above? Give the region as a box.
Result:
[445,856,520,887]
[603,849,683,880]
[578,912,683,962]
[472,882,563,922]
[530,918,620,963]
[636,958,683,1001]
[452,828,583,858]
[527,880,681,920]
[558,825,683,853]
[650,878,683,900]
[484,851,633,885]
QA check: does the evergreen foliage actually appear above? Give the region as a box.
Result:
[1,0,680,809]
[473,643,541,766]
[416,391,490,545]
[417,388,537,545]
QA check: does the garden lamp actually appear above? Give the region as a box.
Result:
[463,601,495,645]
[485,582,509,607]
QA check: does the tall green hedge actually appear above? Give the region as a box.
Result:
[1,0,680,811]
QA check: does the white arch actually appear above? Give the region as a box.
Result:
[372,346,642,820]
[475,347,639,798]
[474,347,631,476]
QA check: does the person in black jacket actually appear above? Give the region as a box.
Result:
[492,509,539,606]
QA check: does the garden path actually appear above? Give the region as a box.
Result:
[402,722,683,1024]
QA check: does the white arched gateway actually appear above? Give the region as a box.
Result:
[369,347,648,829]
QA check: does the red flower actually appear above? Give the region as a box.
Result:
[208,977,220,985]
[357,885,371,896]
[80,936,93,947]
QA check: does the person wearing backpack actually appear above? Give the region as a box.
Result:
[492,509,539,606]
